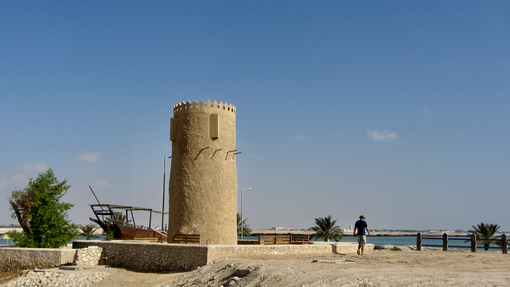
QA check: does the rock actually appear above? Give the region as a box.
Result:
[374,245,394,250]
[234,268,251,277]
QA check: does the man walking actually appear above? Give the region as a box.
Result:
[353,215,370,255]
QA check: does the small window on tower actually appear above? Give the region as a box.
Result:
[210,114,219,139]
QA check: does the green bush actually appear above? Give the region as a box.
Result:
[7,168,79,248]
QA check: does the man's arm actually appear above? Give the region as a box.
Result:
[366,227,370,236]
[353,226,357,237]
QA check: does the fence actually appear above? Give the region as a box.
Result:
[172,233,201,244]
[416,233,508,254]
[259,234,310,245]
[237,234,310,245]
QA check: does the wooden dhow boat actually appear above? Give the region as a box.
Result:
[88,187,168,242]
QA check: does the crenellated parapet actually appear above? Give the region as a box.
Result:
[173,100,236,117]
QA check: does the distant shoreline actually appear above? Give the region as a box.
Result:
[251,229,485,237]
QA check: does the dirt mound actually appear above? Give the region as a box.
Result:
[3,249,509,286]
[163,249,510,286]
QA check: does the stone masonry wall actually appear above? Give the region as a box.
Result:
[0,242,363,273]
[73,241,209,271]
[73,246,103,266]
[73,240,339,272]
[0,248,76,272]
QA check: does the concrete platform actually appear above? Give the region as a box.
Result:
[59,265,108,271]
[310,242,375,254]
[34,266,109,274]
[73,240,375,272]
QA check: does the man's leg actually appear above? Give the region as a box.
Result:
[359,235,366,254]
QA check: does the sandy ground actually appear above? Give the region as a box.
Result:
[2,247,510,286]
[0,273,18,285]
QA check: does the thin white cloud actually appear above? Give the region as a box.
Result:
[422,108,433,118]
[295,134,309,141]
[93,180,110,187]
[78,152,100,163]
[21,163,49,172]
[0,176,6,187]
[367,130,398,141]
[335,132,345,139]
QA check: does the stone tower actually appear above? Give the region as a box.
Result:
[168,100,237,245]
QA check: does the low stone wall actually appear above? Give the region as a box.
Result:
[0,242,373,273]
[208,244,333,261]
[73,241,209,271]
[0,248,76,272]
[329,242,375,254]
[73,240,341,272]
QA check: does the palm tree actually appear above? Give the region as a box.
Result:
[80,224,98,240]
[237,213,252,236]
[310,215,344,242]
[112,213,131,224]
[469,223,500,251]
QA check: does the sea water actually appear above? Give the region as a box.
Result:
[1,234,474,248]
[240,235,475,248]
[342,235,417,246]
[239,235,419,246]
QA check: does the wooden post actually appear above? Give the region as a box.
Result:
[417,233,422,251]
[443,233,448,251]
[471,233,477,253]
[502,234,508,254]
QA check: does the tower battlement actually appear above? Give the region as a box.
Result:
[173,100,236,117]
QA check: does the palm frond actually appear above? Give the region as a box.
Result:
[310,215,344,242]
[468,223,501,251]
[237,213,252,236]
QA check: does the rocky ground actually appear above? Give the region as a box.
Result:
[1,270,109,287]
[2,247,510,286]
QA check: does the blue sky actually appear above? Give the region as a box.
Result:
[1,1,509,231]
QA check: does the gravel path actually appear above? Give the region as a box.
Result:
[2,270,109,287]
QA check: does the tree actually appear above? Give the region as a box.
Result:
[237,213,252,236]
[310,215,344,242]
[111,213,131,224]
[7,168,79,248]
[80,224,98,240]
[469,223,500,251]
